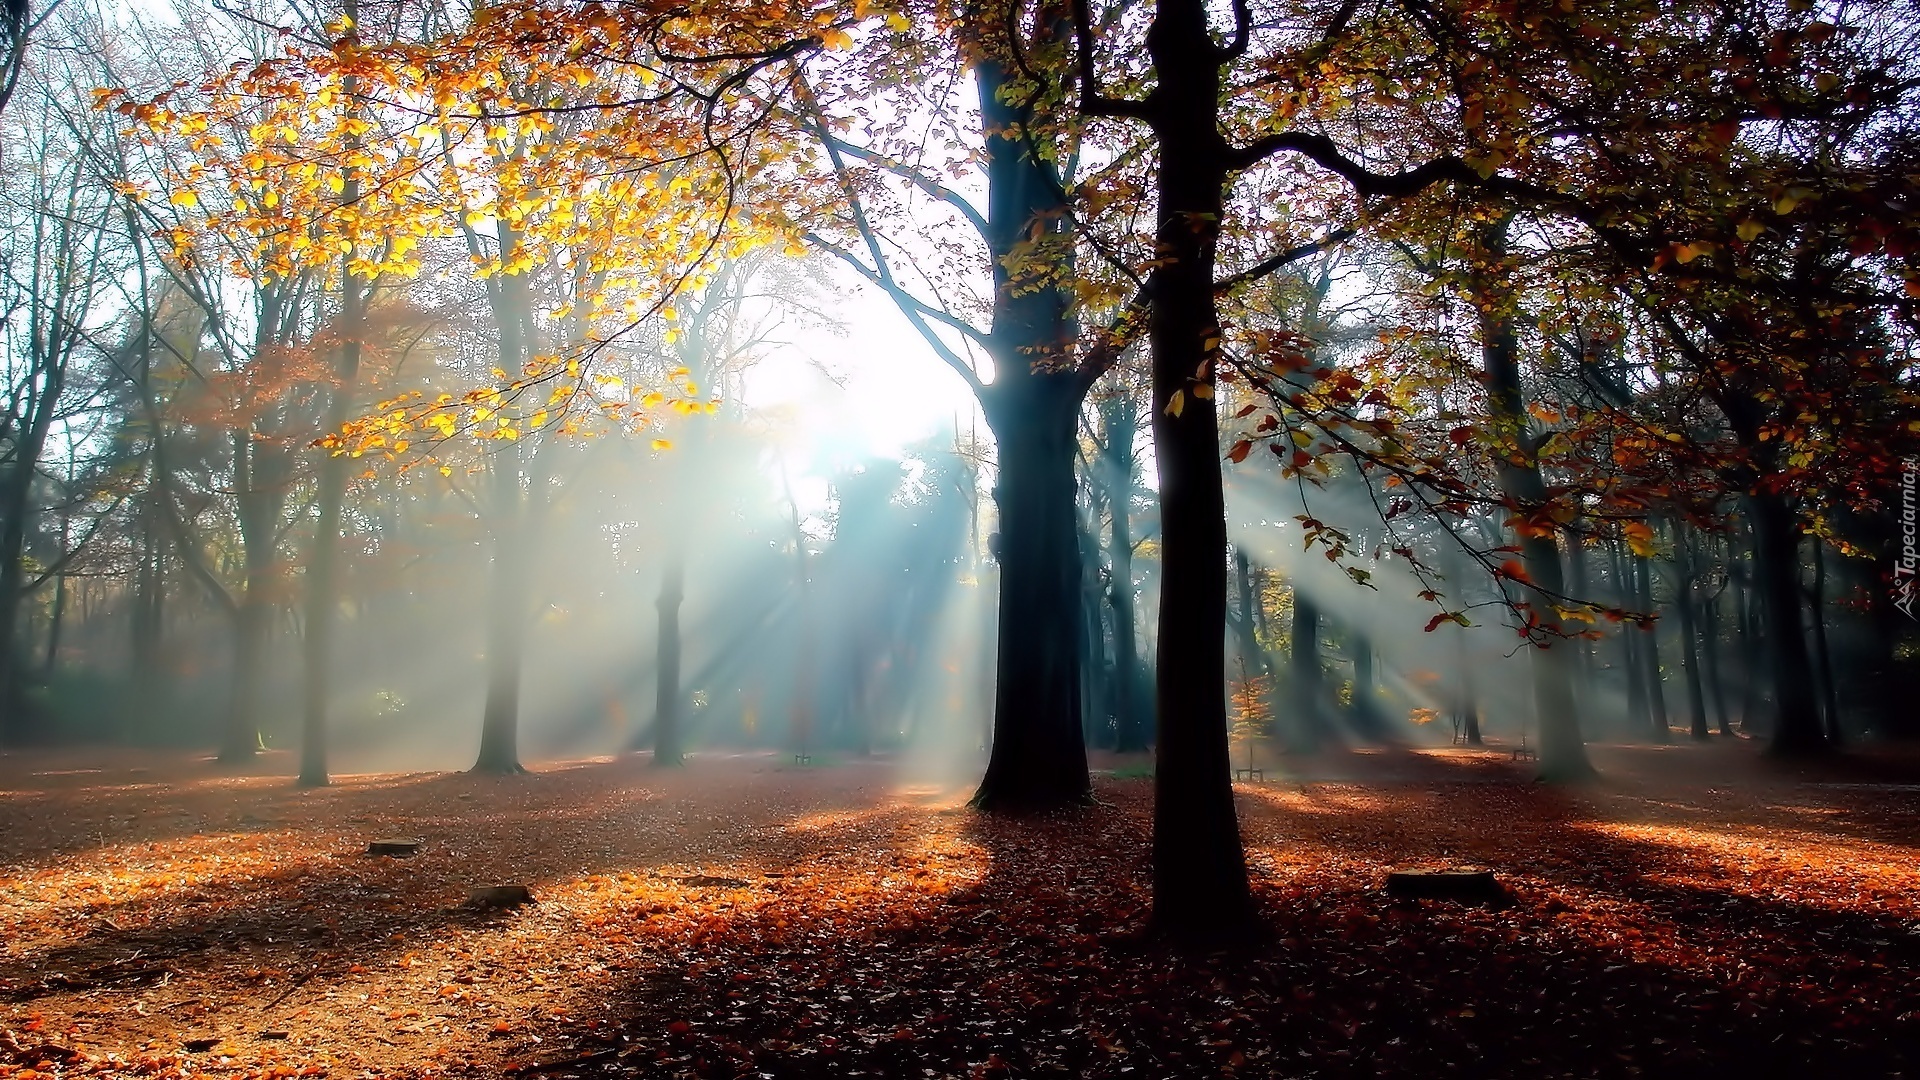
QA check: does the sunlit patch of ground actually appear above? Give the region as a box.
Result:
[1,741,1917,1078]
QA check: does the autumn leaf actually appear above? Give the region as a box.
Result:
[1497,559,1531,583]
[1622,521,1656,558]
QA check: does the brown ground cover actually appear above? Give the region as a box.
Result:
[1,740,1916,1079]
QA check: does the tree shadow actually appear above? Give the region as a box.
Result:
[6,749,1915,1077]
[574,758,1916,1079]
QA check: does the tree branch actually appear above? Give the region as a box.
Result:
[813,133,990,240]
[1072,0,1151,119]
[1213,228,1355,293]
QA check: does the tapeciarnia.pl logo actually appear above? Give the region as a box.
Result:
[1899,458,1919,620]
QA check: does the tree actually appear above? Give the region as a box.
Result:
[0,17,133,735]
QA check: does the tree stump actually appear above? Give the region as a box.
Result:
[366,837,423,857]
[1385,866,1501,901]
[464,885,536,909]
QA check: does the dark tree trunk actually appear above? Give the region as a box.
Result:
[1231,548,1264,671]
[300,447,348,788]
[964,53,1093,812]
[474,479,531,774]
[1102,395,1146,753]
[1636,553,1670,743]
[129,512,167,742]
[1080,517,1110,749]
[1351,632,1378,729]
[1749,493,1828,754]
[0,429,43,739]
[974,386,1090,806]
[1615,542,1648,736]
[1564,530,1596,699]
[301,44,363,789]
[1290,587,1323,749]
[221,595,270,762]
[1809,537,1842,744]
[1143,0,1253,943]
[0,310,65,738]
[653,550,685,767]
[221,432,284,764]
[43,567,63,678]
[1676,527,1710,741]
[1702,570,1732,736]
[0,480,27,738]
[1475,245,1592,780]
[1732,536,1762,733]
[1696,530,1733,736]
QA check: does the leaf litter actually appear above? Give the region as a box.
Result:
[1,743,1915,1078]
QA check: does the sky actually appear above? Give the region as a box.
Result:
[735,265,987,511]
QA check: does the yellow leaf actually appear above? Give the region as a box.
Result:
[1165,390,1185,417]
[1736,220,1764,242]
[1192,383,1214,400]
[439,466,453,477]
[651,438,673,451]
[1623,520,1656,558]
[169,189,199,208]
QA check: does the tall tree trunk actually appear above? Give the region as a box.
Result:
[43,567,63,678]
[963,50,1093,811]
[1809,536,1842,744]
[1144,0,1253,942]
[653,549,685,767]
[1732,535,1761,733]
[1102,395,1145,753]
[222,594,270,761]
[1701,562,1732,736]
[1460,667,1483,746]
[974,387,1091,805]
[1231,548,1263,671]
[1351,631,1378,732]
[1636,553,1670,743]
[1080,516,1110,749]
[1290,586,1323,749]
[1748,493,1827,754]
[1474,236,1592,780]
[1614,542,1648,735]
[221,431,282,763]
[0,432,45,739]
[1676,527,1710,740]
[1564,530,1597,702]
[474,472,531,774]
[129,511,167,742]
[301,14,362,788]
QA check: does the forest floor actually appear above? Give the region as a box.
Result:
[1,738,1917,1079]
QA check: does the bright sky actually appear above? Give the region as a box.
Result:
[738,267,985,483]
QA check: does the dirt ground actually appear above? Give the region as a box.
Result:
[1,739,1916,1078]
